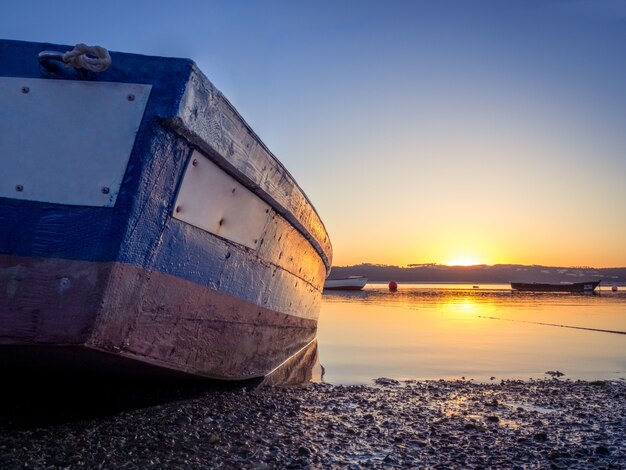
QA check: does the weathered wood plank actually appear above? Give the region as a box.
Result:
[163,64,332,272]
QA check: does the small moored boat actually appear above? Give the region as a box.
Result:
[0,39,332,381]
[323,276,368,291]
[510,281,600,292]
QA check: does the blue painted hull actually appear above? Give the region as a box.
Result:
[0,39,332,380]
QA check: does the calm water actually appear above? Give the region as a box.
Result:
[317,283,626,385]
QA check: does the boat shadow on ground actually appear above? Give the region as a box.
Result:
[0,371,257,430]
[0,340,321,430]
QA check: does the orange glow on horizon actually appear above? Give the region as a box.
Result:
[325,216,626,268]
[445,257,484,267]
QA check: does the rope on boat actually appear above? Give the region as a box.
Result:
[62,44,111,72]
[477,315,626,335]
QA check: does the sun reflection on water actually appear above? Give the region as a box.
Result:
[317,283,626,384]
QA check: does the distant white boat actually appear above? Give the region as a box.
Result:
[324,276,368,291]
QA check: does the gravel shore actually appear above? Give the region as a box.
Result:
[1,378,625,469]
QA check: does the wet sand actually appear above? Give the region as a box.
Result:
[1,379,624,468]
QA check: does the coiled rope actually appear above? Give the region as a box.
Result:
[62,43,111,72]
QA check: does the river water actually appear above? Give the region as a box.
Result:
[317,283,626,384]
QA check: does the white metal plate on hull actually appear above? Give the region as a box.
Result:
[0,77,151,207]
[173,150,271,249]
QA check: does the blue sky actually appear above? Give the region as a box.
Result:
[3,1,626,266]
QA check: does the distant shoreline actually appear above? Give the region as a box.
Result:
[329,263,626,284]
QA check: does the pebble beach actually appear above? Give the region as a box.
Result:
[1,378,625,469]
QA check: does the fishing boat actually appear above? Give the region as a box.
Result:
[323,276,368,291]
[0,39,332,381]
[510,281,600,292]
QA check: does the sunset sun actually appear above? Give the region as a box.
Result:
[446,257,483,267]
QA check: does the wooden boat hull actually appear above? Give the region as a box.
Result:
[510,281,600,292]
[0,254,318,379]
[323,276,368,291]
[0,39,332,380]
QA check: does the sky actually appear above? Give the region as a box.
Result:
[2,0,626,268]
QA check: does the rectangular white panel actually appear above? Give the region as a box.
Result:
[0,77,151,207]
[173,150,271,249]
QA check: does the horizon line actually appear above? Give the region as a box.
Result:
[332,263,626,270]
